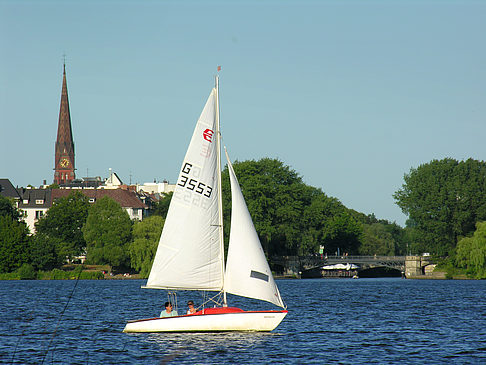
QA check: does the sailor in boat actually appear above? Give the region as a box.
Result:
[160,302,178,317]
[186,300,197,315]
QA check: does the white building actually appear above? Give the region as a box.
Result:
[137,181,175,196]
[17,188,51,234]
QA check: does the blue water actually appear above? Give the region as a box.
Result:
[1,278,485,364]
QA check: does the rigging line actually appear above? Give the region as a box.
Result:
[40,269,82,365]
[201,291,224,308]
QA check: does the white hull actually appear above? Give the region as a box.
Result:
[123,310,288,333]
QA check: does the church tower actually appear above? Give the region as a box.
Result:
[54,63,76,184]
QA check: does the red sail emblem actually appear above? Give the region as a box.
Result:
[203,129,214,143]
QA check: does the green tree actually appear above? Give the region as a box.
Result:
[0,215,30,273]
[83,196,132,268]
[455,221,486,278]
[129,215,165,277]
[383,222,409,255]
[35,191,90,259]
[394,158,486,256]
[17,263,36,280]
[359,223,395,256]
[350,211,410,255]
[29,233,64,271]
[151,192,173,218]
[321,212,363,255]
[0,195,21,220]
[301,190,351,255]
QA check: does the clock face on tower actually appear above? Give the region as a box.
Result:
[60,158,70,168]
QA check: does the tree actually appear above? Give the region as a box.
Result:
[152,192,173,219]
[300,190,352,255]
[455,221,486,278]
[321,212,362,255]
[18,263,36,280]
[0,196,31,273]
[0,215,30,273]
[0,195,21,220]
[83,196,132,268]
[29,233,64,271]
[35,191,90,259]
[129,215,164,277]
[359,223,395,256]
[382,222,409,255]
[394,158,486,256]
[350,211,410,255]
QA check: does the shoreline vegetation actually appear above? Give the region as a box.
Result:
[0,264,474,281]
[0,264,141,281]
[3,158,486,282]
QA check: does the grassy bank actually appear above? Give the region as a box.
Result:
[0,264,105,280]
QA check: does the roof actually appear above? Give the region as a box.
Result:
[0,179,20,199]
[106,171,123,186]
[18,188,52,208]
[59,178,103,188]
[51,188,147,209]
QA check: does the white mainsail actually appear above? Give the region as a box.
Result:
[223,149,285,308]
[146,88,223,291]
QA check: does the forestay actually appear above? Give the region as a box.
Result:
[223,149,285,308]
[146,89,223,291]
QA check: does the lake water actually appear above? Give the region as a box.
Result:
[2,278,485,364]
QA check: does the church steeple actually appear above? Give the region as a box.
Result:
[54,63,76,184]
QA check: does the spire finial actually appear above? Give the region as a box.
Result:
[62,54,66,73]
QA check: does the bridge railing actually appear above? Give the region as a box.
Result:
[271,255,406,263]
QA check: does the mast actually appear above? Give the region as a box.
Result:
[215,75,227,306]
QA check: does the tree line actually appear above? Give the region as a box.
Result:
[3,157,486,278]
[220,158,408,258]
[0,192,165,277]
[394,158,486,278]
[0,158,410,278]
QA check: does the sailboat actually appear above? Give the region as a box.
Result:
[123,76,287,333]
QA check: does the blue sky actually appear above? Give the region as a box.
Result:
[1,0,485,226]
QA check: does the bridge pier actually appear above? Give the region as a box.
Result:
[405,256,424,277]
[404,255,443,278]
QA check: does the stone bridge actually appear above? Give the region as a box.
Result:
[271,255,432,278]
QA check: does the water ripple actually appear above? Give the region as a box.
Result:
[2,278,486,363]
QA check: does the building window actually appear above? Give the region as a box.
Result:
[89,198,96,203]
[35,211,44,220]
[35,199,44,204]
[23,199,29,204]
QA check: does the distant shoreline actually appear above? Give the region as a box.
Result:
[0,269,474,281]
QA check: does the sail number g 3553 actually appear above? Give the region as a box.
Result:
[177,162,213,198]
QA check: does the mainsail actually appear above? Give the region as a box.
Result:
[146,88,223,291]
[223,149,285,308]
